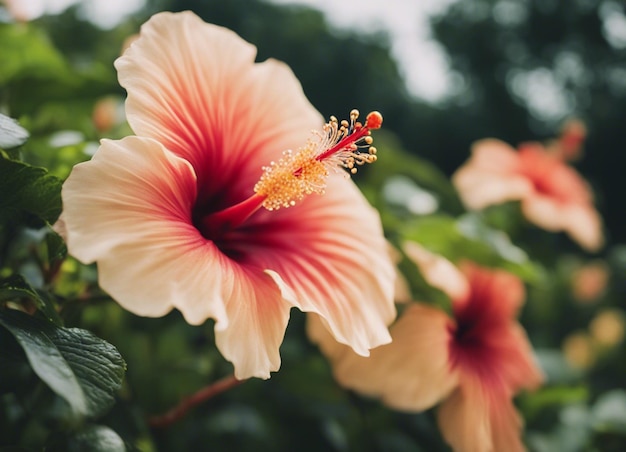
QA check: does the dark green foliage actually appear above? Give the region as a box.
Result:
[0,309,126,419]
[0,155,62,227]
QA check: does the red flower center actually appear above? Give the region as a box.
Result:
[447,288,511,389]
[191,110,383,242]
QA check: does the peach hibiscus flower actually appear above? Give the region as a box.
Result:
[2,0,39,22]
[452,139,603,252]
[309,244,543,452]
[57,11,395,380]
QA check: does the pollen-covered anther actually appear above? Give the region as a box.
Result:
[254,109,383,211]
[254,146,328,211]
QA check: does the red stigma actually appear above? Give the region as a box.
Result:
[366,111,383,130]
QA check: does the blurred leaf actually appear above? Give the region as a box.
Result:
[534,349,581,384]
[0,156,62,227]
[0,23,68,84]
[46,230,67,266]
[592,390,626,433]
[457,213,528,263]
[47,424,126,452]
[0,114,29,149]
[0,309,126,419]
[400,214,541,282]
[0,274,62,325]
[360,131,463,213]
[521,385,588,420]
[381,175,439,216]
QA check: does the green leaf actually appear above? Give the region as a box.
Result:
[47,425,126,452]
[0,156,63,227]
[520,385,589,426]
[0,23,68,85]
[46,229,68,261]
[362,130,463,213]
[0,113,29,149]
[592,390,626,433]
[0,309,126,419]
[0,326,37,394]
[0,274,62,325]
[400,214,541,282]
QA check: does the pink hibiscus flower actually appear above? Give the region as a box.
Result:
[452,139,603,252]
[3,0,39,22]
[309,244,543,452]
[57,11,395,379]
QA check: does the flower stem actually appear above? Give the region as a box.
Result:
[148,375,244,429]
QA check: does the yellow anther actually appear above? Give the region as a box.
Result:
[254,109,383,211]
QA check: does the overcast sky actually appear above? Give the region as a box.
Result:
[4,0,146,28]
[268,0,459,103]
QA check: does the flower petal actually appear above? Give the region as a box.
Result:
[563,205,604,252]
[59,136,228,325]
[469,139,522,171]
[402,241,470,302]
[490,395,526,452]
[457,262,526,321]
[452,139,533,210]
[237,175,396,356]
[439,377,529,452]
[522,196,603,251]
[116,11,322,206]
[437,378,493,452]
[214,267,292,380]
[450,263,543,396]
[453,169,532,211]
[518,144,593,205]
[310,304,458,412]
[495,323,544,393]
[370,304,458,411]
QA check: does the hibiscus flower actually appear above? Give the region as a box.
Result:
[309,243,543,452]
[57,11,395,380]
[452,139,603,252]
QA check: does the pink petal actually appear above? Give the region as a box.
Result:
[469,139,522,170]
[518,144,592,205]
[214,267,292,380]
[522,196,604,251]
[451,264,543,393]
[453,167,533,210]
[373,304,458,411]
[61,136,303,379]
[59,136,228,324]
[501,324,545,392]
[439,377,529,452]
[490,396,526,452]
[453,139,534,210]
[459,320,543,396]
[437,378,493,452]
[457,262,526,321]
[116,11,322,205]
[520,194,567,232]
[402,241,470,302]
[563,205,603,252]
[238,175,396,356]
[310,304,458,412]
